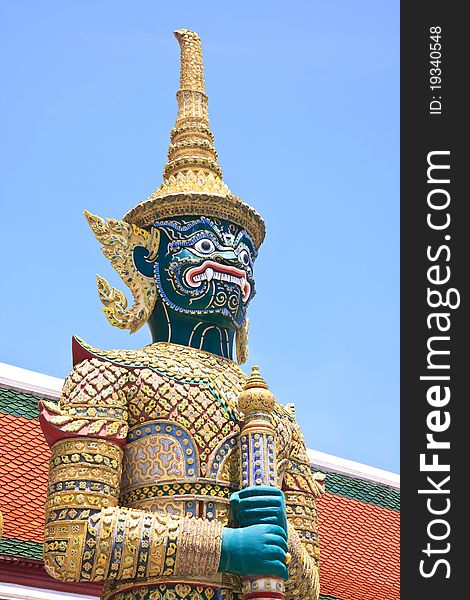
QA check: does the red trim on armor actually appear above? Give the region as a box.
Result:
[72,336,96,367]
[38,400,127,448]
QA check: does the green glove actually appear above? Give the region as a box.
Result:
[219,524,288,580]
[230,486,288,535]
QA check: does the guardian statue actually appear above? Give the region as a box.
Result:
[40,30,323,600]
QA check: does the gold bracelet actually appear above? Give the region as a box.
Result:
[175,517,223,576]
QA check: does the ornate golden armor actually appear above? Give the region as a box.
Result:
[41,339,323,599]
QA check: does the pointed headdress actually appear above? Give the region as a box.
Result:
[123,29,266,249]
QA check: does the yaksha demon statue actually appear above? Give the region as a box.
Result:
[40,30,324,600]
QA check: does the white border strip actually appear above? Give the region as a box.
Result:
[0,362,62,400]
[308,448,400,490]
[0,582,98,600]
[0,362,400,489]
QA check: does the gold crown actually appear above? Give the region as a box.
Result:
[123,29,266,250]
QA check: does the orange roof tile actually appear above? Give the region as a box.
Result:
[317,492,400,599]
[0,413,49,543]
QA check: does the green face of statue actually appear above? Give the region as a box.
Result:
[145,216,257,329]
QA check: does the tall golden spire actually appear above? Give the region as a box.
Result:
[123,30,266,250]
[164,29,222,181]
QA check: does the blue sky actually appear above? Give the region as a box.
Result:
[0,1,399,472]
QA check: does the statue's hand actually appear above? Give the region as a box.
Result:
[230,486,288,535]
[219,524,288,580]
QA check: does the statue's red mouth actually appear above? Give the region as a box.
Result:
[185,260,251,302]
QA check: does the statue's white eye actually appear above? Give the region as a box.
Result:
[193,238,215,255]
[238,249,251,267]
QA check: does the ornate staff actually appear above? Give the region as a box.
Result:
[237,366,286,600]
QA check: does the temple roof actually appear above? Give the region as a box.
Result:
[0,362,399,600]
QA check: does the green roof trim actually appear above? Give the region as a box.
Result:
[317,469,400,512]
[319,596,342,600]
[0,388,41,419]
[0,537,43,560]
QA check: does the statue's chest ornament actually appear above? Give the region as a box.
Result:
[123,422,199,488]
[121,421,240,492]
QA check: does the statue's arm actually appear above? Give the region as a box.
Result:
[282,421,324,600]
[40,358,223,582]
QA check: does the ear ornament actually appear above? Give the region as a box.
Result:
[84,210,160,333]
